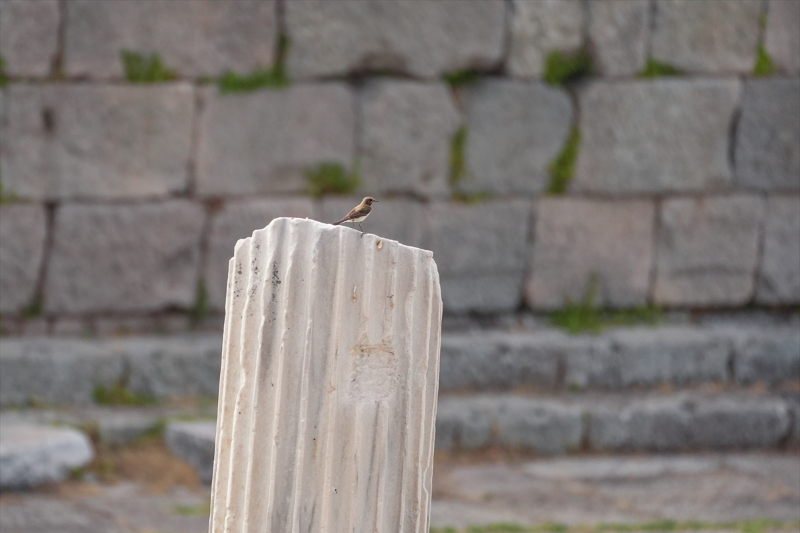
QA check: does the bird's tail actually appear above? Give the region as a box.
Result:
[332,220,344,226]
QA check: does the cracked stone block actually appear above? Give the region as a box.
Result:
[319,197,424,249]
[64,0,276,78]
[0,0,59,77]
[460,79,573,194]
[165,421,216,483]
[765,0,800,74]
[0,84,193,200]
[734,78,800,191]
[425,200,532,313]
[733,327,800,384]
[0,204,47,314]
[359,81,460,197]
[206,198,315,311]
[588,0,649,76]
[573,79,740,193]
[651,0,761,73]
[45,201,204,314]
[507,0,585,78]
[757,196,800,304]
[196,84,355,196]
[0,422,93,490]
[285,0,505,79]
[526,198,655,310]
[654,195,764,306]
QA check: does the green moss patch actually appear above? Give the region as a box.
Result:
[0,178,20,204]
[120,50,177,83]
[753,44,775,76]
[449,125,468,188]
[0,56,8,87]
[172,499,210,516]
[305,162,360,198]
[189,280,209,326]
[443,68,479,87]
[219,33,289,93]
[638,58,683,78]
[543,49,592,86]
[93,383,157,406]
[546,124,580,194]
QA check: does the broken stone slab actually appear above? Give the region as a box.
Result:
[209,218,442,532]
[165,421,216,484]
[0,421,93,490]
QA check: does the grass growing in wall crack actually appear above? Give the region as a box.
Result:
[752,44,775,76]
[189,280,209,326]
[442,68,479,87]
[219,33,290,93]
[546,124,580,194]
[93,383,156,406]
[120,50,177,83]
[0,56,8,87]
[543,49,592,86]
[305,162,360,198]
[638,58,682,78]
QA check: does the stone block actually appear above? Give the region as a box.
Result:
[359,80,459,196]
[64,0,276,78]
[0,422,93,490]
[285,1,505,79]
[461,80,573,194]
[206,198,315,310]
[494,396,584,453]
[0,84,193,200]
[0,204,47,314]
[196,84,355,196]
[0,0,59,77]
[651,0,761,73]
[45,201,205,314]
[757,196,800,304]
[318,196,423,248]
[573,79,740,193]
[733,328,800,384]
[425,200,532,313]
[165,421,216,483]
[526,198,655,310]
[507,0,585,78]
[765,0,800,74]
[435,396,494,449]
[654,195,764,306]
[734,78,800,191]
[588,0,649,76]
[690,395,791,449]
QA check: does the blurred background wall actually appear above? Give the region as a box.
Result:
[0,0,798,337]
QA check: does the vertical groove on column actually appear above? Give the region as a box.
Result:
[210,218,441,533]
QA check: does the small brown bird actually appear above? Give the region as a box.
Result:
[332,197,378,235]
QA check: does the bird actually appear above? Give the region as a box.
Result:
[332,197,378,235]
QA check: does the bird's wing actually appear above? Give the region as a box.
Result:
[337,205,371,224]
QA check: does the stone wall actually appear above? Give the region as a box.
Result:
[0,0,798,336]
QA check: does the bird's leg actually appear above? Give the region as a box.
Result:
[359,222,364,236]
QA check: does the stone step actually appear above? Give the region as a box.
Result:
[1,324,797,406]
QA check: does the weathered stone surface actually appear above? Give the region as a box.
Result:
[654,195,764,306]
[0,0,59,77]
[285,1,505,79]
[733,327,800,384]
[165,421,216,483]
[0,204,47,314]
[425,200,532,313]
[209,218,441,533]
[206,198,315,310]
[526,198,655,310]
[319,197,424,249]
[757,196,800,304]
[45,201,205,314]
[573,79,740,193]
[461,80,573,194]
[64,0,276,78]
[359,81,459,197]
[507,0,585,78]
[651,0,761,73]
[524,455,720,480]
[435,395,583,453]
[734,78,800,191]
[765,0,800,74]
[439,332,566,392]
[588,393,791,451]
[0,422,93,490]
[196,84,355,196]
[588,0,649,76]
[0,84,193,200]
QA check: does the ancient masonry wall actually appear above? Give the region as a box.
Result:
[0,0,798,336]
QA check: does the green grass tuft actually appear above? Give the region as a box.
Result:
[93,383,157,406]
[22,295,43,320]
[449,125,468,188]
[543,49,592,86]
[0,178,20,204]
[638,58,682,78]
[0,56,8,87]
[120,50,177,83]
[172,499,210,516]
[189,280,209,326]
[443,68,480,87]
[219,33,290,93]
[753,44,775,76]
[546,124,580,194]
[305,162,360,198]
[451,191,494,204]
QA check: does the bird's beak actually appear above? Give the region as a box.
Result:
[374,199,379,202]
